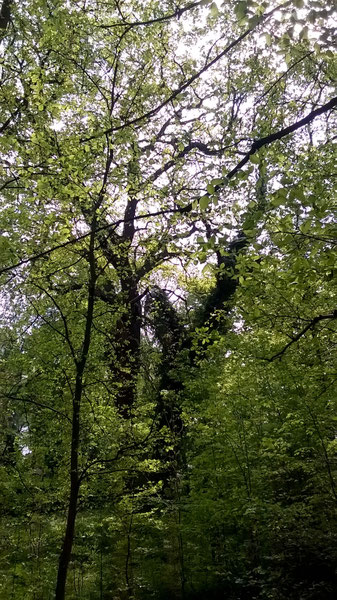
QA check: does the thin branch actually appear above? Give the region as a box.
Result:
[98,1,203,30]
[273,230,337,245]
[84,2,292,143]
[146,140,228,184]
[4,394,72,423]
[0,99,27,134]
[32,283,77,364]
[79,414,158,482]
[254,51,314,105]
[267,310,337,362]
[82,13,266,142]
[0,208,180,276]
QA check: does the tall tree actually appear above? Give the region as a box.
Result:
[0,0,336,597]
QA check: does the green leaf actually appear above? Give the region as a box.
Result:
[301,219,312,234]
[234,1,247,20]
[200,195,211,210]
[271,188,288,207]
[248,15,260,28]
[202,263,213,274]
[265,33,272,46]
[210,2,219,17]
[299,26,308,41]
[250,153,260,164]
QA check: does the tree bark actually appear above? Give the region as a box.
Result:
[55,383,81,600]
[0,0,11,29]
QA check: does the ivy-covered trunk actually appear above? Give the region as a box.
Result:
[113,276,142,415]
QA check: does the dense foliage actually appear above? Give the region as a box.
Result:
[0,0,336,598]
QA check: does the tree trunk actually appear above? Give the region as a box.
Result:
[55,392,80,600]
[55,219,97,599]
[112,276,141,416]
[55,476,79,599]
[0,0,11,29]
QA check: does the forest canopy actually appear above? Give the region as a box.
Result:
[0,0,336,598]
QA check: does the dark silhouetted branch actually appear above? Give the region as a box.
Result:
[267,310,337,362]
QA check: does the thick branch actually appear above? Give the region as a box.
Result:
[227,96,337,181]
[55,215,97,599]
[180,95,337,213]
